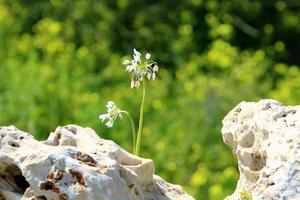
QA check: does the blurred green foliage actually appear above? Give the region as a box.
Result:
[0,0,299,199]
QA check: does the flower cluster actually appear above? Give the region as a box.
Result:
[99,48,159,155]
[99,101,123,128]
[123,49,159,88]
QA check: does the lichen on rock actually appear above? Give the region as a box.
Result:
[222,99,300,200]
[0,125,194,200]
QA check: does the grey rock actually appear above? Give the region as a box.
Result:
[0,125,194,200]
[222,99,300,200]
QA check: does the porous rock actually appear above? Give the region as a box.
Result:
[222,99,300,200]
[0,125,194,200]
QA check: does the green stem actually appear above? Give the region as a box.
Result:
[135,81,146,156]
[122,111,136,154]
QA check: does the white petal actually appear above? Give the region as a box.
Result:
[133,49,141,62]
[145,53,151,59]
[133,48,141,56]
[152,73,156,80]
[131,80,135,88]
[147,72,151,80]
[99,114,107,122]
[122,60,130,65]
[133,55,140,63]
[106,101,116,112]
[106,121,113,128]
[107,101,115,109]
[133,64,138,71]
[136,81,140,88]
[153,65,159,72]
[126,65,133,72]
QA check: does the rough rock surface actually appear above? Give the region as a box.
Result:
[0,125,194,200]
[222,99,300,200]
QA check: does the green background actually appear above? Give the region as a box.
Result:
[0,0,299,199]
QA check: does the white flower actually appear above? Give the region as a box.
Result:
[99,101,123,128]
[153,65,158,72]
[145,53,151,60]
[123,49,159,88]
[122,60,130,65]
[133,48,141,63]
[106,101,115,112]
[105,120,113,128]
[99,114,107,122]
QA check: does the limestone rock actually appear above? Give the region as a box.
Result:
[222,99,300,200]
[0,125,194,200]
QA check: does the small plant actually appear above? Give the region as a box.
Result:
[240,190,252,200]
[99,49,159,156]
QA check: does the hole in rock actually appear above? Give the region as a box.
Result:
[42,182,53,190]
[66,126,77,134]
[36,196,47,200]
[238,131,255,148]
[14,175,30,191]
[40,181,59,193]
[69,170,85,186]
[251,153,266,171]
[8,141,20,148]
[239,151,266,172]
[134,187,139,195]
[52,133,62,146]
[235,107,241,113]
[0,163,30,194]
[71,152,96,167]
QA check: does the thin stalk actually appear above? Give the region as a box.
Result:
[122,111,136,154]
[135,81,146,156]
